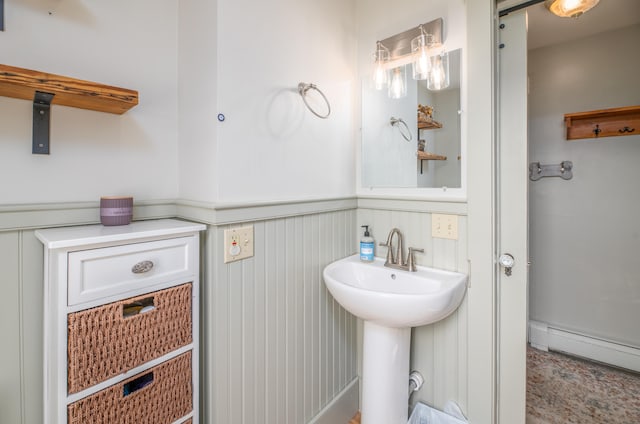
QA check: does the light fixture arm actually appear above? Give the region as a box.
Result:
[376,18,443,63]
[375,41,390,59]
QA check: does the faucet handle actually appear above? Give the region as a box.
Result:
[407,247,424,272]
[378,241,395,265]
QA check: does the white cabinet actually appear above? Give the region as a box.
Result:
[36,219,206,424]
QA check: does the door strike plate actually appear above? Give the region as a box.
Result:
[33,91,55,154]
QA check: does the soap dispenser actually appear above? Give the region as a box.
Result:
[360,225,375,262]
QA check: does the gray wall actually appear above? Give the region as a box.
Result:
[0,231,43,424]
[528,24,640,347]
[0,197,472,423]
[0,203,358,424]
[204,210,358,424]
[357,198,469,412]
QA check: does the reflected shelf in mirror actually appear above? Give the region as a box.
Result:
[361,48,462,190]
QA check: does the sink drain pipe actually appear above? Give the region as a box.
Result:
[408,371,424,394]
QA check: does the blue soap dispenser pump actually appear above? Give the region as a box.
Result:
[360,225,375,262]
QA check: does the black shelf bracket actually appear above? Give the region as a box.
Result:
[1,0,4,31]
[33,91,55,154]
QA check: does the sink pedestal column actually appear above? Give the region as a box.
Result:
[361,321,411,424]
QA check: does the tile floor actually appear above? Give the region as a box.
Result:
[527,346,640,423]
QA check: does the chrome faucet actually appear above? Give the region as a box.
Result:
[378,228,424,272]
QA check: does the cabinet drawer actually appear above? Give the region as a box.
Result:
[68,283,193,394]
[68,351,193,424]
[68,236,197,306]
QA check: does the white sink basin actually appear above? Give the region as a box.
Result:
[323,253,468,424]
[323,254,467,328]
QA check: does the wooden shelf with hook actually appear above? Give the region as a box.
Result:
[564,105,639,140]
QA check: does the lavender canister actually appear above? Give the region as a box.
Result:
[100,196,133,226]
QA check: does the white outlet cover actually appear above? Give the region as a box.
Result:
[224,225,254,263]
[432,214,458,240]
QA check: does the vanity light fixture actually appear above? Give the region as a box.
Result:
[372,18,449,96]
[389,66,407,99]
[411,25,433,80]
[544,0,599,18]
[427,51,449,91]
[373,41,390,90]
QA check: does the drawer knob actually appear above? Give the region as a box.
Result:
[131,260,154,274]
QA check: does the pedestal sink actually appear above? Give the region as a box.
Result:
[323,254,467,424]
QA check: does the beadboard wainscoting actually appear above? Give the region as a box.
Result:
[0,199,359,424]
[357,197,469,413]
[203,209,359,424]
[0,230,44,424]
[0,197,470,423]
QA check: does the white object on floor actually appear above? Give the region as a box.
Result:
[443,401,467,421]
[408,401,468,424]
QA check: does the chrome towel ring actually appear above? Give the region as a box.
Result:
[390,117,412,142]
[298,82,331,119]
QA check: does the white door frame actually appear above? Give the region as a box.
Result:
[465,1,529,423]
[465,0,498,422]
[496,9,529,423]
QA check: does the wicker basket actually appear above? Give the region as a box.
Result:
[68,351,192,424]
[68,283,193,394]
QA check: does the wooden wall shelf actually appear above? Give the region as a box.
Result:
[0,64,138,114]
[417,150,446,174]
[417,151,447,161]
[418,117,443,130]
[564,105,639,140]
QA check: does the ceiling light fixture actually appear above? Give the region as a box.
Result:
[544,0,600,18]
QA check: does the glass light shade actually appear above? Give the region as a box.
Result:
[544,0,599,18]
[388,66,407,99]
[372,45,390,90]
[427,51,449,91]
[411,33,432,80]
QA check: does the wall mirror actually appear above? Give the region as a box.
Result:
[361,48,462,189]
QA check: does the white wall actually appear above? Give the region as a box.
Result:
[209,0,356,203]
[178,0,219,203]
[1,0,356,206]
[528,24,640,347]
[0,0,179,204]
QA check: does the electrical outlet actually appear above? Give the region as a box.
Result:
[223,225,254,263]
[432,214,458,240]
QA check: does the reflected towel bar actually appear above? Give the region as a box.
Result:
[390,117,412,142]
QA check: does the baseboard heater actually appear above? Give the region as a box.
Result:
[529,320,640,373]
